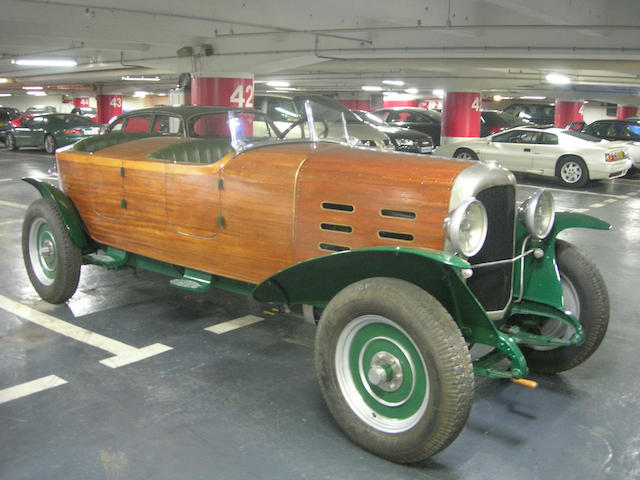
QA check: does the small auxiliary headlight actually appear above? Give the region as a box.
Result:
[444,198,488,257]
[518,189,555,240]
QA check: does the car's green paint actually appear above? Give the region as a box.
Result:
[22,178,89,249]
[513,212,610,309]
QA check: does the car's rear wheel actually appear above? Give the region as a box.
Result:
[522,240,609,373]
[556,156,588,187]
[22,198,82,304]
[6,133,18,151]
[44,134,57,154]
[315,277,473,463]
[453,148,478,160]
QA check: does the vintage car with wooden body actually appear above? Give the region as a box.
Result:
[22,102,610,463]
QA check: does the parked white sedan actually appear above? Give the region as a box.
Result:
[434,127,632,187]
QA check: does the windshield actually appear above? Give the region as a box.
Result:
[354,111,388,126]
[185,103,350,153]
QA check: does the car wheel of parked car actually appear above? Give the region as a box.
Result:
[556,156,588,187]
[44,134,57,154]
[6,133,18,151]
[22,198,82,304]
[315,277,473,463]
[453,148,478,160]
[522,240,609,374]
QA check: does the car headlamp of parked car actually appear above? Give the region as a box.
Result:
[444,198,488,257]
[518,189,555,240]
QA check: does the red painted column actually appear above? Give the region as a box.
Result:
[338,99,372,111]
[554,100,584,127]
[382,99,418,108]
[617,105,638,119]
[440,92,481,145]
[96,95,122,124]
[73,97,90,108]
[190,77,254,107]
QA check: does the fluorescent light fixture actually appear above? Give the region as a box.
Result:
[493,95,503,102]
[0,78,8,83]
[22,86,43,90]
[405,88,418,94]
[546,72,571,85]
[361,85,383,92]
[0,93,11,97]
[13,58,77,67]
[122,76,160,82]
[26,91,47,96]
[432,89,445,98]
[133,90,149,97]
[275,87,297,91]
[520,96,546,100]
[156,93,167,96]
[266,80,290,88]
[382,79,405,86]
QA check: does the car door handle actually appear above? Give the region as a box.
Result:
[523,148,531,152]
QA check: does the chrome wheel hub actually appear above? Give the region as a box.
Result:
[367,351,403,392]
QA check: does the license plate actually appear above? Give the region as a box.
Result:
[419,146,434,153]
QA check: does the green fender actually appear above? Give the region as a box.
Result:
[515,211,610,309]
[253,247,505,349]
[22,178,90,249]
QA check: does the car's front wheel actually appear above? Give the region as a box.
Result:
[522,240,609,373]
[44,134,57,154]
[315,277,473,463]
[453,148,478,160]
[6,133,18,151]
[556,156,588,187]
[22,198,82,304]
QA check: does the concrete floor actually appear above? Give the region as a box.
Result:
[0,148,639,479]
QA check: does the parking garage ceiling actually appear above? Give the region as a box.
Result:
[1,0,639,103]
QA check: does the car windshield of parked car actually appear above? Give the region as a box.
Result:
[562,130,602,142]
[293,96,361,124]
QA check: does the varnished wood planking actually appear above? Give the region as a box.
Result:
[293,145,469,262]
[57,139,472,285]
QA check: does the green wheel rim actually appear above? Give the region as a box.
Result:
[29,218,57,286]
[335,314,429,433]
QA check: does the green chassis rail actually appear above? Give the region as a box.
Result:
[25,178,610,380]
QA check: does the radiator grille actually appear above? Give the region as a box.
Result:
[465,185,516,312]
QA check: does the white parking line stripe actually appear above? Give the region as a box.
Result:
[205,315,264,334]
[0,294,172,368]
[0,219,22,226]
[0,375,67,405]
[0,178,12,183]
[590,203,605,208]
[0,199,27,210]
[518,185,629,199]
[571,208,590,213]
[604,199,618,204]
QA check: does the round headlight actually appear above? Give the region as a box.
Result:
[444,198,488,257]
[518,189,555,240]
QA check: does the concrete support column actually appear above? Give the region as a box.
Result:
[554,100,584,127]
[616,105,638,120]
[96,95,122,124]
[190,76,253,107]
[440,92,481,145]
